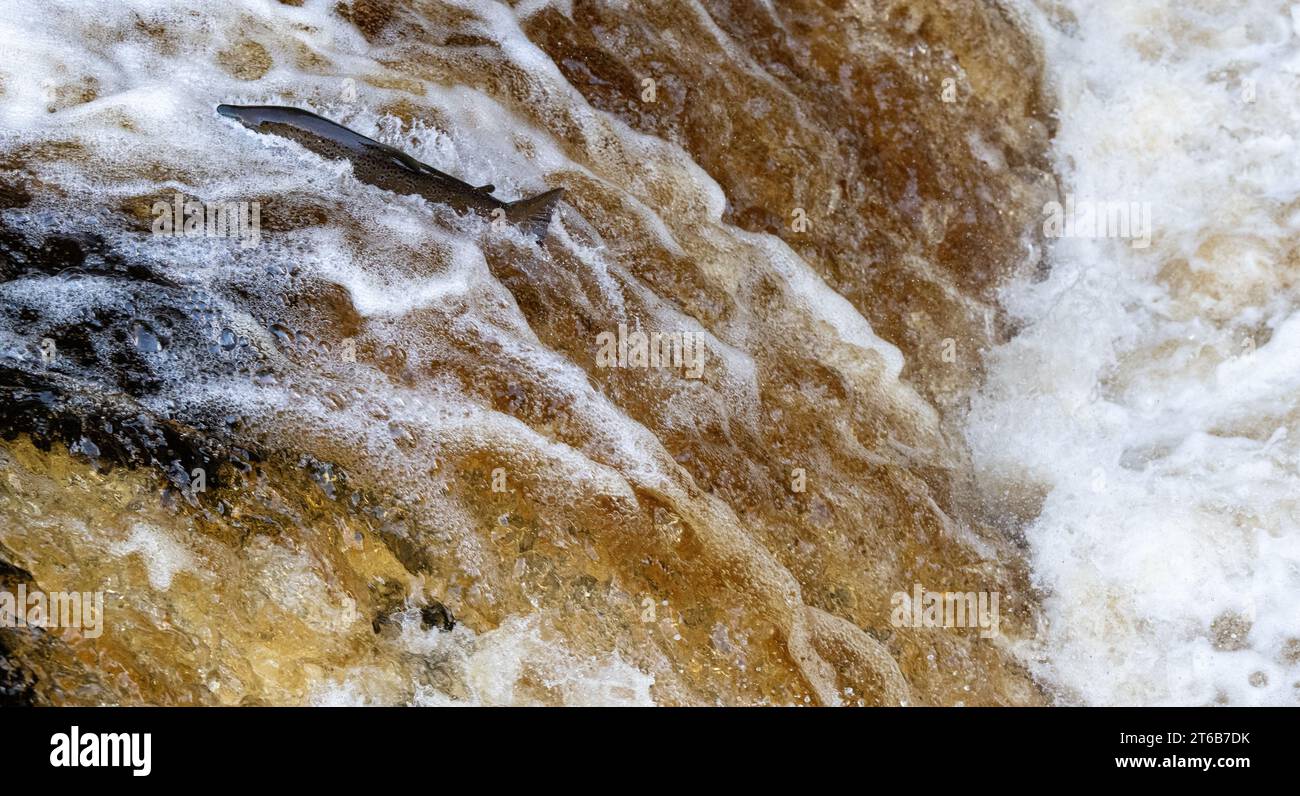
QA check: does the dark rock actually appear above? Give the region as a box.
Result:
[420,601,455,633]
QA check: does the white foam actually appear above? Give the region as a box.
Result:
[969,0,1300,705]
[313,615,656,706]
[111,522,196,591]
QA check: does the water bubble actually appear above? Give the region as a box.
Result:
[131,321,164,353]
[269,322,295,347]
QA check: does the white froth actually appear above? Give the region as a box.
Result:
[968,0,1300,705]
[313,615,656,706]
[111,522,196,591]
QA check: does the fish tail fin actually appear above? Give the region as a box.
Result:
[505,187,565,241]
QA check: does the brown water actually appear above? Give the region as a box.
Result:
[0,0,1055,706]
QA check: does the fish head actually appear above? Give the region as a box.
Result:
[216,104,316,133]
[216,103,269,131]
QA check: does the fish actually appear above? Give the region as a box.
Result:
[216,104,564,241]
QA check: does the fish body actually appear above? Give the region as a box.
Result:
[216,104,563,240]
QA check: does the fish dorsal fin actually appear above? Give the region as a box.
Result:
[475,183,495,195]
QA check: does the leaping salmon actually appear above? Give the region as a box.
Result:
[216,104,564,241]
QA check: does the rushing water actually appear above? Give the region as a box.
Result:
[1,0,1291,707]
[967,0,1300,706]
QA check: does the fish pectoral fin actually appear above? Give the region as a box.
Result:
[360,140,493,194]
[361,141,427,174]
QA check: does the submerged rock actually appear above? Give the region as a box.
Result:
[420,601,455,633]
